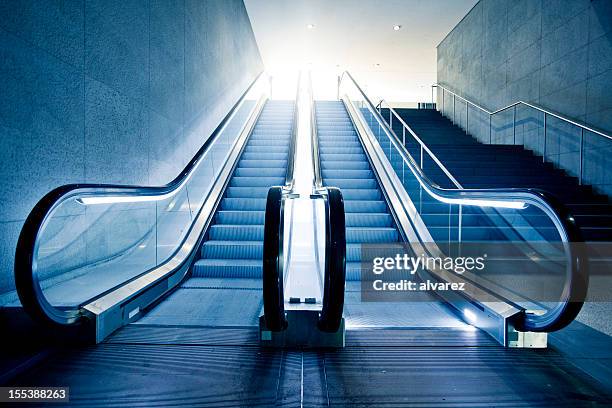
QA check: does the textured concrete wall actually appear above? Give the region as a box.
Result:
[437,0,612,195]
[0,0,262,302]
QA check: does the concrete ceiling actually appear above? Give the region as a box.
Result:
[244,0,477,102]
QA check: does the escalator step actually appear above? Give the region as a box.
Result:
[201,241,263,259]
[192,259,262,278]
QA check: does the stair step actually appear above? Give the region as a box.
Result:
[229,176,284,187]
[322,169,373,179]
[221,198,267,211]
[215,211,265,225]
[325,178,377,189]
[225,187,270,199]
[340,188,381,200]
[237,159,287,168]
[201,241,263,259]
[346,213,393,227]
[192,259,262,278]
[346,227,399,243]
[209,225,264,241]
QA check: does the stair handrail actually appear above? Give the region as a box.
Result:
[432,83,612,139]
[432,83,612,185]
[14,72,266,332]
[339,71,588,332]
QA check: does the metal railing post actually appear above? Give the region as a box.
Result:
[420,145,424,169]
[402,126,406,146]
[489,115,492,144]
[442,89,445,116]
[453,94,456,123]
[466,101,469,132]
[543,113,547,163]
[513,105,516,145]
[458,205,463,244]
[579,128,584,185]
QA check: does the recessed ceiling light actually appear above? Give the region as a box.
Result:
[393,25,402,31]
[307,23,315,29]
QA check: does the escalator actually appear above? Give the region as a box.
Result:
[11,73,299,339]
[5,71,611,406]
[334,71,589,343]
[314,101,468,330]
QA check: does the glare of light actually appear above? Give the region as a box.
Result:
[138,244,147,249]
[307,23,315,29]
[393,25,402,31]
[438,196,527,209]
[420,182,527,209]
[463,308,477,323]
[77,195,170,205]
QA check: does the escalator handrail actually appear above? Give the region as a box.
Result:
[14,72,265,328]
[339,70,588,332]
[308,72,323,191]
[318,187,346,332]
[285,72,302,191]
[262,186,288,331]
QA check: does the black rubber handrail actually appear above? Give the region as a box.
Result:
[308,72,323,191]
[339,71,589,333]
[14,72,264,328]
[284,72,301,190]
[262,186,288,331]
[318,187,346,332]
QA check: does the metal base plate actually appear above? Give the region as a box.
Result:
[259,311,345,348]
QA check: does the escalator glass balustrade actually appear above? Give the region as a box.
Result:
[13,74,276,335]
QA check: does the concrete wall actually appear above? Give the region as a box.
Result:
[437,0,612,195]
[0,0,263,303]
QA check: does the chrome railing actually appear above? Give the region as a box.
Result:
[432,83,612,186]
[339,71,588,333]
[376,99,462,189]
[14,73,269,340]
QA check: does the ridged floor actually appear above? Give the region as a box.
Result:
[7,326,611,407]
